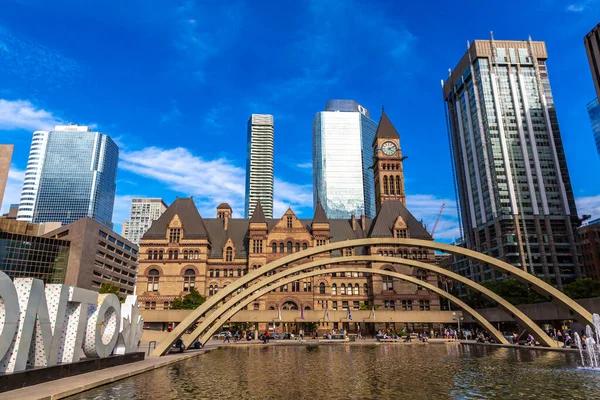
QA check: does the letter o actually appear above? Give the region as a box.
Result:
[0,271,19,359]
[83,294,122,358]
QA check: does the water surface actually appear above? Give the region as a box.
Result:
[68,344,600,399]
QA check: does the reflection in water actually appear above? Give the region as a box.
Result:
[69,344,600,400]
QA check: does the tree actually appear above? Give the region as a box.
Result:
[482,278,547,305]
[171,289,206,310]
[98,283,125,302]
[564,279,600,299]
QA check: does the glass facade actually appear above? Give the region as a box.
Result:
[587,98,600,158]
[313,101,377,219]
[18,125,119,229]
[444,40,580,289]
[0,231,70,283]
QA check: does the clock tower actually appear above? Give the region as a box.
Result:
[373,108,406,212]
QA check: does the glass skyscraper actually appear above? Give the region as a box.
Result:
[443,38,581,288]
[588,98,600,158]
[245,114,274,219]
[313,100,377,219]
[17,124,119,229]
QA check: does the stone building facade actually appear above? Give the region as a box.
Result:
[136,111,441,333]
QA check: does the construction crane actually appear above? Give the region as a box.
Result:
[430,203,445,236]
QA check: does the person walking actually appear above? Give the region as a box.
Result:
[223,330,231,343]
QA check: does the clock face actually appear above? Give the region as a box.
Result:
[381,141,397,156]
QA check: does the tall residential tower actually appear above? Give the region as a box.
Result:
[585,23,600,158]
[122,198,168,244]
[313,100,378,219]
[245,114,274,219]
[17,124,119,229]
[443,37,580,288]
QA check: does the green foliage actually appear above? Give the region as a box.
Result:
[98,283,124,302]
[359,302,380,310]
[482,278,547,305]
[563,279,600,299]
[171,289,207,310]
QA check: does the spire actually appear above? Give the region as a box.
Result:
[249,201,266,223]
[312,201,328,223]
[372,109,400,145]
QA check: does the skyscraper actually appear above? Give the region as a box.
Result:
[17,124,119,229]
[313,100,378,219]
[443,37,581,288]
[585,23,600,99]
[587,98,600,158]
[245,114,274,219]
[122,198,168,244]
[0,144,13,210]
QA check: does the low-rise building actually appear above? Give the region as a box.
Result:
[578,218,600,280]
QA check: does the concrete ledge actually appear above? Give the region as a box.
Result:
[459,341,579,353]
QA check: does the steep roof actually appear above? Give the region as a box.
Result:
[312,201,328,223]
[217,203,231,209]
[372,109,400,145]
[249,201,266,223]
[369,200,431,239]
[142,198,208,240]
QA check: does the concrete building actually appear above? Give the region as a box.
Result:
[44,217,139,296]
[0,144,13,211]
[585,23,600,99]
[245,114,274,219]
[443,37,581,288]
[577,218,600,280]
[136,112,440,334]
[122,198,168,244]
[313,100,378,219]
[17,124,119,229]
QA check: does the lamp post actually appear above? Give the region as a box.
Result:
[452,312,464,340]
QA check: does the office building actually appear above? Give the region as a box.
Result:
[0,219,70,283]
[443,37,581,288]
[313,100,378,219]
[588,98,600,158]
[17,124,119,229]
[122,198,168,244]
[44,217,139,296]
[585,23,600,99]
[245,114,274,219]
[577,218,600,280]
[0,144,13,210]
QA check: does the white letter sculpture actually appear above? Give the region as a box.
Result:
[114,296,144,355]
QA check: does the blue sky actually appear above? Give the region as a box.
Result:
[1,0,599,242]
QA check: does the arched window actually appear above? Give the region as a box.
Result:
[396,176,401,194]
[347,283,353,296]
[147,269,159,292]
[282,301,298,310]
[363,284,369,295]
[383,250,388,257]
[378,251,383,256]
[225,247,233,262]
[174,250,179,260]
[194,250,200,259]
[383,176,389,195]
[382,275,393,291]
[417,269,427,281]
[412,251,417,259]
[295,243,300,252]
[403,251,408,259]
[390,175,395,195]
[304,306,311,310]
[159,250,163,260]
[214,285,219,294]
[340,284,346,295]
[147,251,153,260]
[168,250,173,260]
[272,243,277,253]
[319,282,325,294]
[332,284,337,295]
[354,283,359,295]
[279,243,285,253]
[303,243,308,250]
[183,269,195,291]
[183,250,188,260]
[237,268,241,277]
[287,241,293,253]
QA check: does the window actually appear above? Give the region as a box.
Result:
[225,247,233,262]
[209,285,214,296]
[295,243,300,252]
[303,282,312,292]
[319,282,326,294]
[394,229,408,238]
[168,250,173,260]
[287,241,293,253]
[332,284,337,295]
[353,301,360,309]
[363,284,369,295]
[159,251,163,260]
[419,300,430,311]
[280,243,285,253]
[209,269,214,277]
[303,243,308,250]
[342,301,348,310]
[253,240,263,254]
[382,275,393,291]
[253,303,260,310]
[287,216,293,228]
[164,302,170,310]
[169,228,181,243]
[344,248,353,257]
[147,251,153,260]
[340,284,346,295]
[353,284,359,295]
[147,269,159,292]
[272,243,277,253]
[215,269,220,278]
[173,250,178,260]
[402,300,412,311]
[383,176,389,195]
[237,269,241,277]
[384,300,395,310]
[317,239,326,246]
[183,269,195,291]
[229,269,234,277]
[332,301,338,310]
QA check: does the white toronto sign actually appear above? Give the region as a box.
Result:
[0,270,143,374]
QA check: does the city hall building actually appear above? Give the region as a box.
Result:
[136,111,441,333]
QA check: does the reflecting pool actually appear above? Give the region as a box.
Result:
[68,344,600,399]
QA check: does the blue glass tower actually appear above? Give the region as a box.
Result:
[312,100,377,219]
[588,98,600,158]
[17,125,118,229]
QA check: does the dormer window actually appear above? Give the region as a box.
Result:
[394,229,408,238]
[225,246,233,262]
[169,228,181,243]
[286,216,293,229]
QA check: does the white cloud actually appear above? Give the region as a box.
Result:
[0,99,62,132]
[120,146,312,218]
[576,195,600,221]
[1,166,24,214]
[296,162,312,170]
[406,194,460,242]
